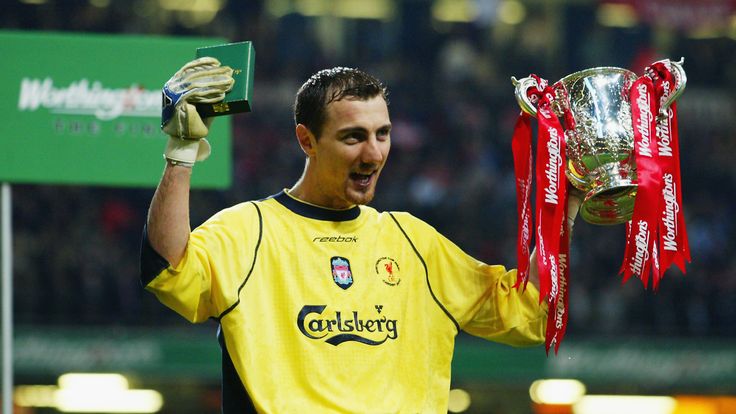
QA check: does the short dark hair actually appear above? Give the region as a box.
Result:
[294,67,388,138]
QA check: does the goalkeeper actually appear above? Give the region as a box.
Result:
[141,57,582,413]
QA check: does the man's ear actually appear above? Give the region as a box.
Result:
[295,124,317,157]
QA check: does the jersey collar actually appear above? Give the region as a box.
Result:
[272,190,361,222]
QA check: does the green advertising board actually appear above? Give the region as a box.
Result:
[0,31,236,188]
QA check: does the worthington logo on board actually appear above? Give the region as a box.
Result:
[17,77,160,120]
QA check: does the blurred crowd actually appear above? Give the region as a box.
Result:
[5,0,736,339]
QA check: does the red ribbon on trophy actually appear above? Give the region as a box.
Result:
[651,62,691,274]
[547,205,570,355]
[621,62,691,288]
[511,75,570,354]
[621,75,662,287]
[512,111,534,288]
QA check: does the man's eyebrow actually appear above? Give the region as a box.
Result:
[337,126,368,134]
[337,123,392,135]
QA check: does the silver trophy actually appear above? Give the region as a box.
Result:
[512,59,686,225]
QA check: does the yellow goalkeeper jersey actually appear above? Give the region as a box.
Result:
[141,190,547,413]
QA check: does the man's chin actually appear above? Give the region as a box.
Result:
[346,188,376,206]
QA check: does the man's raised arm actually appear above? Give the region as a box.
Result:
[145,58,234,267]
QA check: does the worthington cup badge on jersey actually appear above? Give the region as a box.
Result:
[375,257,401,286]
[331,257,354,290]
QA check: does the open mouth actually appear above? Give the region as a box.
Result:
[349,172,375,187]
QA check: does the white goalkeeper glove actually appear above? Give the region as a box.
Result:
[161,57,234,166]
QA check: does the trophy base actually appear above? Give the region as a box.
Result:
[570,162,637,225]
[581,184,637,225]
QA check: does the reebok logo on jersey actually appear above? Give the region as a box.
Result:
[313,235,358,243]
[297,305,398,346]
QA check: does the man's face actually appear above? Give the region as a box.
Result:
[306,95,391,209]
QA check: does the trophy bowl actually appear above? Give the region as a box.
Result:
[512,60,686,225]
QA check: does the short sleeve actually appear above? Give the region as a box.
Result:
[144,202,262,323]
[391,212,547,346]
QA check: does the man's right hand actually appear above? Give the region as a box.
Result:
[161,57,234,166]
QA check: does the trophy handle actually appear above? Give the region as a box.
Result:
[511,76,541,117]
[652,57,687,118]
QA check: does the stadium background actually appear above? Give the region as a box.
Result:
[3,0,736,413]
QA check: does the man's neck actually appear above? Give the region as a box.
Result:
[287,183,355,211]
